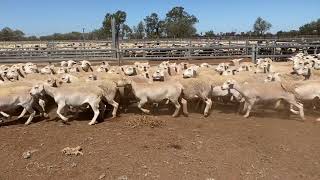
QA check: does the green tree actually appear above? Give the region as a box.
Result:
[299,19,320,35]
[204,30,215,37]
[101,10,127,38]
[132,21,145,39]
[144,13,165,38]
[253,17,272,35]
[164,7,198,38]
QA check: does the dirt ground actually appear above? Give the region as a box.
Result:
[1,103,320,180]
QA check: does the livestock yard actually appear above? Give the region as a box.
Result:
[0,43,320,179]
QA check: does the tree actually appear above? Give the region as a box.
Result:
[120,24,132,39]
[0,27,26,41]
[299,19,320,35]
[132,21,145,39]
[144,13,165,38]
[253,17,272,35]
[101,10,127,38]
[204,30,215,37]
[164,6,198,38]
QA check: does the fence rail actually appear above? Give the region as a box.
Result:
[0,43,319,63]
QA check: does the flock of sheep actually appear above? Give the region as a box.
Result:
[0,52,320,126]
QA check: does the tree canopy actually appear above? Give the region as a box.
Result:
[253,17,272,35]
[164,7,198,38]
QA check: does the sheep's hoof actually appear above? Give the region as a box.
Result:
[204,113,209,117]
[61,117,69,121]
[88,121,96,125]
[183,113,189,117]
[243,115,250,118]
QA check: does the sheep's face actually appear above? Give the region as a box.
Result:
[30,85,45,97]
[24,63,38,74]
[61,61,68,67]
[40,66,53,74]
[81,61,91,72]
[215,63,229,73]
[222,69,238,76]
[264,73,279,82]
[6,69,19,81]
[152,69,165,81]
[46,78,58,87]
[137,63,150,72]
[221,80,235,90]
[313,60,320,70]
[123,66,136,76]
[183,68,196,78]
[87,74,97,81]
[67,60,77,67]
[60,75,71,83]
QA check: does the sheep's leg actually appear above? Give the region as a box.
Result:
[0,112,10,118]
[38,99,48,118]
[56,103,68,122]
[99,102,106,121]
[17,108,27,119]
[289,104,299,115]
[88,101,100,125]
[181,98,188,116]
[138,98,150,114]
[244,100,255,118]
[171,99,181,117]
[108,100,119,118]
[204,98,212,117]
[24,107,36,125]
[288,101,305,120]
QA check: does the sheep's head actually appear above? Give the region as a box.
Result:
[60,74,71,83]
[222,68,238,76]
[183,67,196,78]
[30,84,45,97]
[67,60,77,67]
[80,60,92,72]
[215,63,229,73]
[6,68,22,81]
[87,74,97,81]
[152,69,165,81]
[46,78,58,87]
[24,63,39,74]
[60,61,68,67]
[264,73,280,82]
[122,66,137,76]
[221,79,236,90]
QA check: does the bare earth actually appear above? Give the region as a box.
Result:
[1,104,320,180]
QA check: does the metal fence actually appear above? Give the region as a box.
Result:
[0,41,319,63]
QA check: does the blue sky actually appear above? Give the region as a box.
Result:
[0,0,319,36]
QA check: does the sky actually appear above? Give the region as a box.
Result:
[0,0,320,36]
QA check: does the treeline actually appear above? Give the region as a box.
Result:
[0,6,319,41]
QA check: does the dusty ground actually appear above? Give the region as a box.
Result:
[1,104,320,180]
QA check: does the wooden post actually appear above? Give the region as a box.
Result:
[251,44,257,63]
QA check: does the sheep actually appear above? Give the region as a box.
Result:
[221,79,305,120]
[0,84,45,125]
[126,77,186,117]
[30,82,114,125]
